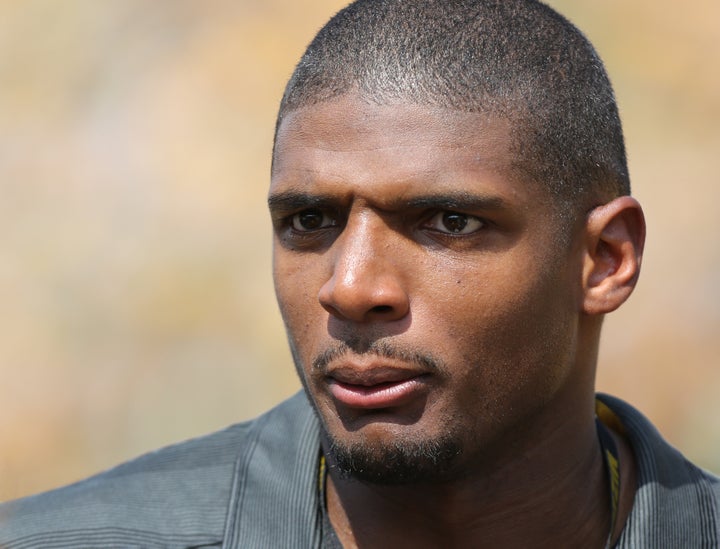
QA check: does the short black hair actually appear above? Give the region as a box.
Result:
[274,0,630,214]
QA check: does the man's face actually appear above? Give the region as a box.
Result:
[269,94,588,483]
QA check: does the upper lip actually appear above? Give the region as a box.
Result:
[326,362,428,387]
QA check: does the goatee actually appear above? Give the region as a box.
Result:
[324,433,462,485]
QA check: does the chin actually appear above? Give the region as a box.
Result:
[324,429,463,485]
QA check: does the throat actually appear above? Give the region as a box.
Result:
[323,427,617,549]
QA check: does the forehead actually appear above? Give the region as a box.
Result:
[271,94,535,206]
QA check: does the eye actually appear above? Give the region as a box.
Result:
[424,211,484,235]
[291,208,336,231]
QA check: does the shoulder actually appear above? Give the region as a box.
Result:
[0,392,318,548]
[597,393,720,547]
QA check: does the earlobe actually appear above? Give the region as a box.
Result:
[582,196,646,315]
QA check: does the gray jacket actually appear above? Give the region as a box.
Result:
[0,392,718,548]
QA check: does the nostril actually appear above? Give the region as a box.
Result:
[371,305,393,314]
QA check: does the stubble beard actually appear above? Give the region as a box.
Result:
[323,428,463,485]
[296,339,463,484]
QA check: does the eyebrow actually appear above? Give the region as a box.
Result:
[401,192,507,211]
[267,190,508,213]
[267,191,340,212]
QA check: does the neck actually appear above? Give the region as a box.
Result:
[326,416,613,549]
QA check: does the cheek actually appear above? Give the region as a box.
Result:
[274,247,314,308]
[423,263,579,392]
[273,254,326,360]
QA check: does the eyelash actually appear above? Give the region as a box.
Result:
[289,208,338,232]
[278,208,487,242]
[421,211,485,235]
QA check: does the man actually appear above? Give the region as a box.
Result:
[1,0,717,547]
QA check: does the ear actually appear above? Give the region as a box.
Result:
[582,196,646,315]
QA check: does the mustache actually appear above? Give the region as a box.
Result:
[312,339,446,375]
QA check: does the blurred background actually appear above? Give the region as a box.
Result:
[0,0,718,501]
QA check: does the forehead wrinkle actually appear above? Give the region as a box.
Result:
[273,151,447,195]
[274,136,517,193]
[276,95,515,151]
[272,150,525,214]
[274,137,478,167]
[272,96,535,213]
[274,143,502,184]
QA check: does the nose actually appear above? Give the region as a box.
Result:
[318,216,410,323]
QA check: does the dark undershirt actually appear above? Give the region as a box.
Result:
[320,470,343,549]
[321,504,344,548]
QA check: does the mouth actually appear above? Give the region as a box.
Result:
[327,366,430,410]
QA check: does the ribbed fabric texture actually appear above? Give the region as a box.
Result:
[1,392,717,547]
[0,417,252,548]
[224,393,322,548]
[0,528,221,549]
[0,392,322,549]
[598,394,720,548]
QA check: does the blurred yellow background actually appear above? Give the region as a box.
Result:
[0,0,718,502]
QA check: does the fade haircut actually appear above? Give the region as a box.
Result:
[274,0,630,216]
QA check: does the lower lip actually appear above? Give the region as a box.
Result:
[329,377,426,409]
